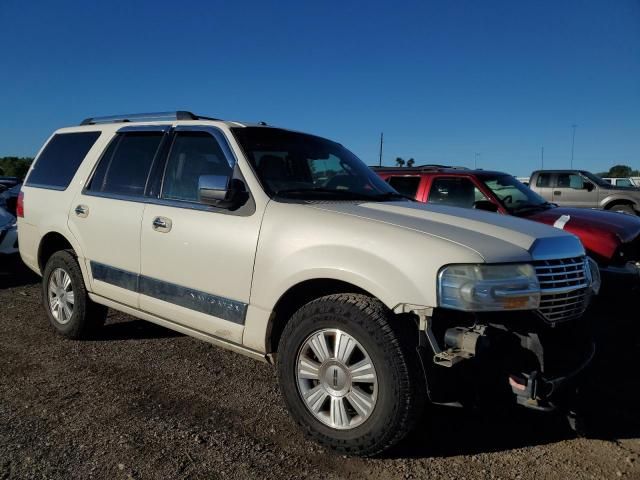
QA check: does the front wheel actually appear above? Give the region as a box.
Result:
[277,294,426,457]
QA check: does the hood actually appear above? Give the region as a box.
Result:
[527,206,640,261]
[310,201,584,263]
[0,207,15,229]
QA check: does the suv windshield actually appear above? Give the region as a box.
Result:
[232,127,400,201]
[480,174,551,213]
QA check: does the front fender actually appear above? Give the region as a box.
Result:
[252,244,429,312]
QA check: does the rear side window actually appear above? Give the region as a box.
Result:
[536,173,552,187]
[87,133,163,197]
[388,176,421,198]
[26,132,101,190]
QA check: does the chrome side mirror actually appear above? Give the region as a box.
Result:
[198,175,233,207]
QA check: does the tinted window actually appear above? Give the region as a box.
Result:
[536,173,551,187]
[428,177,487,208]
[388,176,421,198]
[87,133,163,196]
[162,132,233,202]
[26,132,101,189]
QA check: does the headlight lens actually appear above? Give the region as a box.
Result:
[438,263,541,311]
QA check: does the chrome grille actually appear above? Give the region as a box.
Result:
[534,256,590,323]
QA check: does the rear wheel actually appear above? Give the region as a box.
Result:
[609,204,636,215]
[277,293,426,457]
[42,250,107,338]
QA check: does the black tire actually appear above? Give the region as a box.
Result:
[277,293,426,457]
[41,250,107,339]
[609,204,636,215]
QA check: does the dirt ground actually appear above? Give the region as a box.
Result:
[1,255,638,480]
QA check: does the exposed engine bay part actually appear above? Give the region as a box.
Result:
[410,306,595,412]
[410,307,489,368]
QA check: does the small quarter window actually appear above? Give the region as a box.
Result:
[387,176,421,198]
[26,132,101,189]
[87,132,163,197]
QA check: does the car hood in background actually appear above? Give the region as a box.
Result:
[311,201,584,263]
[527,207,640,261]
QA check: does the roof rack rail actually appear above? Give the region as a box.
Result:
[79,111,220,126]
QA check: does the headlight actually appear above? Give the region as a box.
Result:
[438,263,541,311]
[586,257,601,295]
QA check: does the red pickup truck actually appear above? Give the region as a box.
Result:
[374,165,640,285]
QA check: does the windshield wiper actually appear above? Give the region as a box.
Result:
[510,202,554,214]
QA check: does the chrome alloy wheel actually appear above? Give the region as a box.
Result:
[48,268,75,324]
[296,329,378,430]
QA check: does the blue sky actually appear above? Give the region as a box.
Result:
[1,0,638,175]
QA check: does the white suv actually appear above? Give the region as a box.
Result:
[19,111,599,456]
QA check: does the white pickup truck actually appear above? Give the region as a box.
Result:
[18,111,599,456]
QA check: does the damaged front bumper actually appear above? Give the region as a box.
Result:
[415,308,596,412]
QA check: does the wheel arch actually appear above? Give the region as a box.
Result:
[38,231,77,271]
[266,278,374,354]
[602,196,639,211]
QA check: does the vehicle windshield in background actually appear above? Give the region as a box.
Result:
[481,175,551,213]
[583,171,616,187]
[232,127,400,201]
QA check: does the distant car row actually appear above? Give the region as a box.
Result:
[374,165,640,286]
[0,178,21,255]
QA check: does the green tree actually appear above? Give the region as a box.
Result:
[608,165,633,178]
[407,158,415,167]
[395,157,405,167]
[0,157,33,179]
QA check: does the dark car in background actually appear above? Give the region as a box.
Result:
[374,165,640,287]
[0,183,21,217]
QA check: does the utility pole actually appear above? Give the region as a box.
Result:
[570,124,577,168]
[378,132,384,167]
[474,152,480,169]
[541,146,544,169]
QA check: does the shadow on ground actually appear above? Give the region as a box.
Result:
[0,254,39,289]
[389,292,640,458]
[97,317,183,341]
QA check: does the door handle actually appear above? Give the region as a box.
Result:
[152,216,172,233]
[74,205,89,218]
[554,191,562,196]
